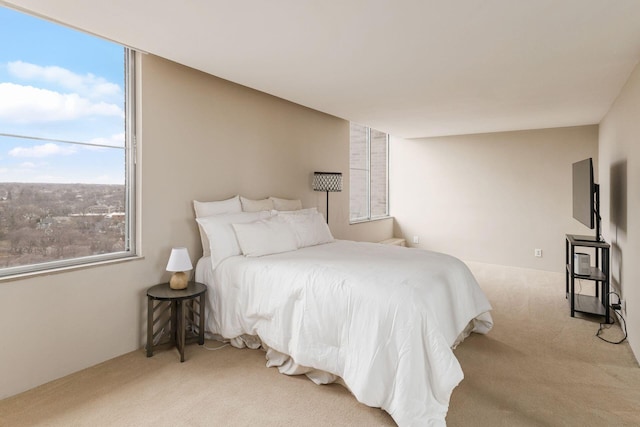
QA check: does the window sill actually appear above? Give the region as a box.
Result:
[349,215,392,225]
[0,254,144,284]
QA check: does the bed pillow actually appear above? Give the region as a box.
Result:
[193,196,242,256]
[193,195,242,217]
[271,207,317,216]
[276,209,333,248]
[269,197,303,211]
[232,217,298,257]
[196,211,271,268]
[240,196,275,212]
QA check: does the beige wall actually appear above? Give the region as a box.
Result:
[0,54,391,399]
[389,126,598,271]
[599,61,640,361]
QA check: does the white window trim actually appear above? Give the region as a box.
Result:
[124,48,137,257]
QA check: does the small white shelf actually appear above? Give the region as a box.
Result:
[380,238,406,247]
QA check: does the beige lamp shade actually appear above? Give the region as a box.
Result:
[166,247,193,290]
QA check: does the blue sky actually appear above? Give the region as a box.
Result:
[0,6,126,185]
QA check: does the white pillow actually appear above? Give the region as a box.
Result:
[232,217,298,257]
[193,195,241,217]
[271,207,317,216]
[275,210,333,248]
[193,196,242,256]
[240,196,275,212]
[196,211,271,268]
[269,197,303,211]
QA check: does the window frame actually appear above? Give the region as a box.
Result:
[0,44,137,279]
[349,124,390,224]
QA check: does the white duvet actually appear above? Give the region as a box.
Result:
[197,240,492,426]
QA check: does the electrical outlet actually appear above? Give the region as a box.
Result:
[534,248,542,257]
[412,236,420,244]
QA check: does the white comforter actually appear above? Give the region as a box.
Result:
[198,240,492,426]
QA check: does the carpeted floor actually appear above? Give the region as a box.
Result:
[449,263,639,426]
[1,262,638,426]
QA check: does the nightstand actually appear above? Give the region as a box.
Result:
[146,281,207,362]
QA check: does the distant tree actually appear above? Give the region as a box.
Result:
[0,182,125,266]
[8,227,39,255]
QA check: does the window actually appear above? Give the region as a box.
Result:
[349,123,388,222]
[0,6,136,277]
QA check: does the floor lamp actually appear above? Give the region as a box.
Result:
[312,172,342,223]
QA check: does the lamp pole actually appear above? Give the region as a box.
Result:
[325,190,329,224]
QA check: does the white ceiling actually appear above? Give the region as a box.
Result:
[5,0,640,138]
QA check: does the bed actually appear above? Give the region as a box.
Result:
[193,198,493,426]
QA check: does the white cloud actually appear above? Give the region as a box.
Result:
[7,61,121,99]
[0,82,123,123]
[87,132,126,148]
[19,162,36,168]
[9,143,77,158]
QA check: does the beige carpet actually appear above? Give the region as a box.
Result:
[1,262,639,426]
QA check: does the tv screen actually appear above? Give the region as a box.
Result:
[572,158,594,229]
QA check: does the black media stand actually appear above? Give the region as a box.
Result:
[565,234,612,323]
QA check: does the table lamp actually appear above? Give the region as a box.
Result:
[166,247,193,290]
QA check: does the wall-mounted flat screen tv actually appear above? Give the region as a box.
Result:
[572,158,594,229]
[572,157,601,241]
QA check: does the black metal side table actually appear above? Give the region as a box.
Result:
[565,235,612,323]
[146,281,207,362]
